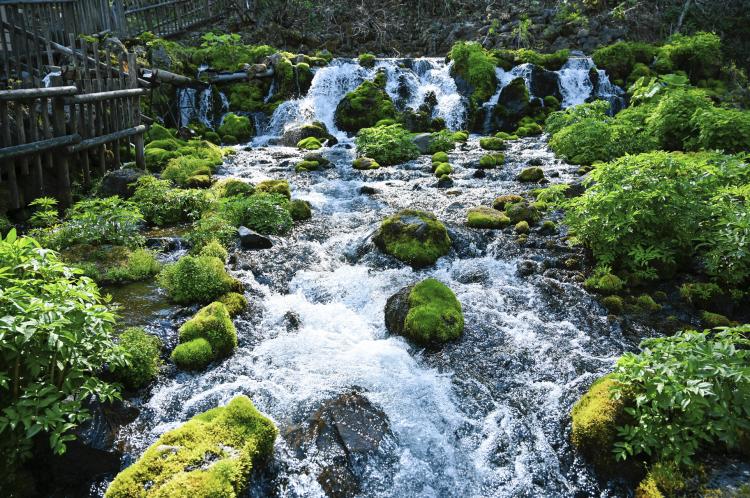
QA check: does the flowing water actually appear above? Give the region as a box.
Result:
[112,57,645,497]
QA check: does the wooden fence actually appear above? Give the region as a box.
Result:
[0,38,146,210]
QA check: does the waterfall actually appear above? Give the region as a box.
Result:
[557,57,624,110]
[177,88,197,128]
[176,85,229,129]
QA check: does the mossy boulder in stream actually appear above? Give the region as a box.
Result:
[105,395,277,498]
[172,301,237,370]
[334,71,396,133]
[466,207,510,229]
[159,255,241,305]
[373,210,451,268]
[384,278,464,346]
[218,113,253,142]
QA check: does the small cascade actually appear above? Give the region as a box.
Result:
[556,57,624,110]
[176,85,229,129]
[482,65,536,132]
[177,87,197,128]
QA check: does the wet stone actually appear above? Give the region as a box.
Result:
[238,226,273,250]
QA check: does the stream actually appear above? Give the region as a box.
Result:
[110,57,647,497]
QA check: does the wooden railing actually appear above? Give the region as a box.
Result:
[0,42,146,210]
[120,0,233,39]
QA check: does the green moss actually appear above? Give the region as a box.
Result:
[288,199,312,221]
[636,475,666,498]
[466,207,510,229]
[479,137,506,151]
[584,272,625,295]
[373,210,451,268]
[171,338,214,371]
[516,122,543,137]
[297,137,322,150]
[111,327,162,390]
[255,179,291,199]
[427,129,457,154]
[679,282,723,307]
[218,292,248,317]
[544,95,561,110]
[145,148,179,172]
[517,167,545,182]
[452,131,469,142]
[492,194,524,211]
[62,245,161,285]
[505,200,540,224]
[402,279,464,346]
[218,113,253,142]
[494,132,518,140]
[570,375,627,474]
[159,255,240,305]
[352,157,380,170]
[204,131,221,145]
[147,123,175,142]
[212,179,255,198]
[449,41,497,105]
[227,82,266,112]
[592,41,657,83]
[175,301,237,366]
[218,193,293,235]
[146,138,183,151]
[493,48,570,71]
[602,295,624,314]
[514,220,530,234]
[358,53,376,68]
[163,157,213,186]
[540,220,557,234]
[186,215,237,251]
[635,294,661,312]
[295,160,320,172]
[105,395,277,498]
[199,240,228,261]
[431,151,449,164]
[701,310,732,328]
[186,174,212,189]
[223,135,238,145]
[656,32,722,82]
[479,153,504,169]
[334,72,397,133]
[433,163,453,177]
[355,124,420,166]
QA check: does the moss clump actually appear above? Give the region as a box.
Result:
[295,160,320,172]
[449,41,497,105]
[701,310,732,328]
[516,122,543,137]
[297,137,322,150]
[288,199,312,221]
[571,375,628,474]
[212,179,255,198]
[466,207,510,229]
[495,131,518,140]
[540,220,557,234]
[105,395,277,498]
[479,137,506,151]
[172,302,237,370]
[602,295,624,314]
[334,72,396,133]
[433,163,453,177]
[505,200,540,224]
[493,48,570,71]
[223,135,238,145]
[145,138,182,151]
[255,179,291,199]
[353,157,380,170]
[453,131,469,142]
[146,123,175,142]
[355,124,420,166]
[159,255,240,305]
[635,294,661,313]
[186,174,212,188]
[358,53,376,68]
[432,151,449,164]
[170,337,213,371]
[479,153,504,169]
[199,240,228,261]
[227,81,266,112]
[514,221,530,234]
[111,328,162,390]
[402,279,464,346]
[218,113,253,142]
[61,245,161,285]
[145,148,179,172]
[218,292,248,317]
[517,167,545,182]
[373,210,451,268]
[584,272,625,295]
[219,193,293,235]
[492,194,524,211]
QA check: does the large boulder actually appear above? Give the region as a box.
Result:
[285,392,394,498]
[490,77,534,132]
[528,64,562,101]
[334,71,396,134]
[385,278,464,346]
[238,226,274,249]
[280,121,338,147]
[412,133,434,154]
[99,168,145,199]
[373,210,451,268]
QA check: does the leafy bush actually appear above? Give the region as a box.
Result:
[111,328,162,390]
[646,88,712,150]
[132,176,213,226]
[38,197,144,250]
[564,152,750,281]
[449,41,497,104]
[0,231,126,462]
[703,184,750,285]
[612,327,750,466]
[545,100,610,136]
[28,196,59,228]
[355,124,420,166]
[103,248,162,284]
[159,255,239,304]
[592,41,657,84]
[655,32,722,82]
[688,107,750,153]
[427,129,457,154]
[219,193,293,235]
[549,118,613,165]
[198,240,228,260]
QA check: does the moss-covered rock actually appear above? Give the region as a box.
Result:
[159,255,240,305]
[431,151,449,164]
[433,163,453,177]
[199,240,229,261]
[448,41,497,106]
[571,375,629,475]
[218,292,248,317]
[297,137,322,150]
[295,160,320,172]
[514,220,530,234]
[212,179,255,198]
[111,327,162,390]
[602,295,624,314]
[517,167,545,182]
[172,301,237,370]
[218,113,253,142]
[492,194,524,211]
[227,81,267,112]
[385,278,464,346]
[466,207,510,229]
[355,124,420,165]
[288,199,312,221]
[479,153,504,169]
[584,272,625,295]
[145,147,179,172]
[186,174,212,189]
[701,310,732,328]
[334,71,396,133]
[105,396,277,498]
[146,123,175,142]
[479,137,506,151]
[358,53,376,68]
[353,157,380,170]
[505,200,541,224]
[255,179,291,199]
[373,210,451,268]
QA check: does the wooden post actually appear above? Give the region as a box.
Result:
[50,75,71,207]
[127,53,145,169]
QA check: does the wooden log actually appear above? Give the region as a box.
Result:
[51,81,72,207]
[65,87,147,102]
[0,133,81,160]
[0,85,78,100]
[145,68,199,87]
[66,124,146,152]
[208,69,274,83]
[128,53,145,169]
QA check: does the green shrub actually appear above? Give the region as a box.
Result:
[401,279,464,345]
[199,239,228,260]
[218,112,253,141]
[427,129,457,154]
[449,41,497,105]
[0,231,126,462]
[612,327,750,466]
[111,328,162,390]
[584,267,625,294]
[105,395,277,498]
[655,32,722,82]
[103,248,162,284]
[355,124,420,166]
[549,118,613,165]
[564,151,750,281]
[646,88,713,150]
[159,255,239,304]
[334,72,397,133]
[688,107,750,153]
[219,193,293,235]
[28,196,59,228]
[703,184,750,284]
[132,176,213,226]
[186,214,237,251]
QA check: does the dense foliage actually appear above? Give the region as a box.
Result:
[218,193,293,235]
[158,255,239,304]
[132,176,213,226]
[612,327,750,466]
[111,328,162,390]
[355,124,420,166]
[0,231,126,463]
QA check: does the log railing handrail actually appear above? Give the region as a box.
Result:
[0,85,78,100]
